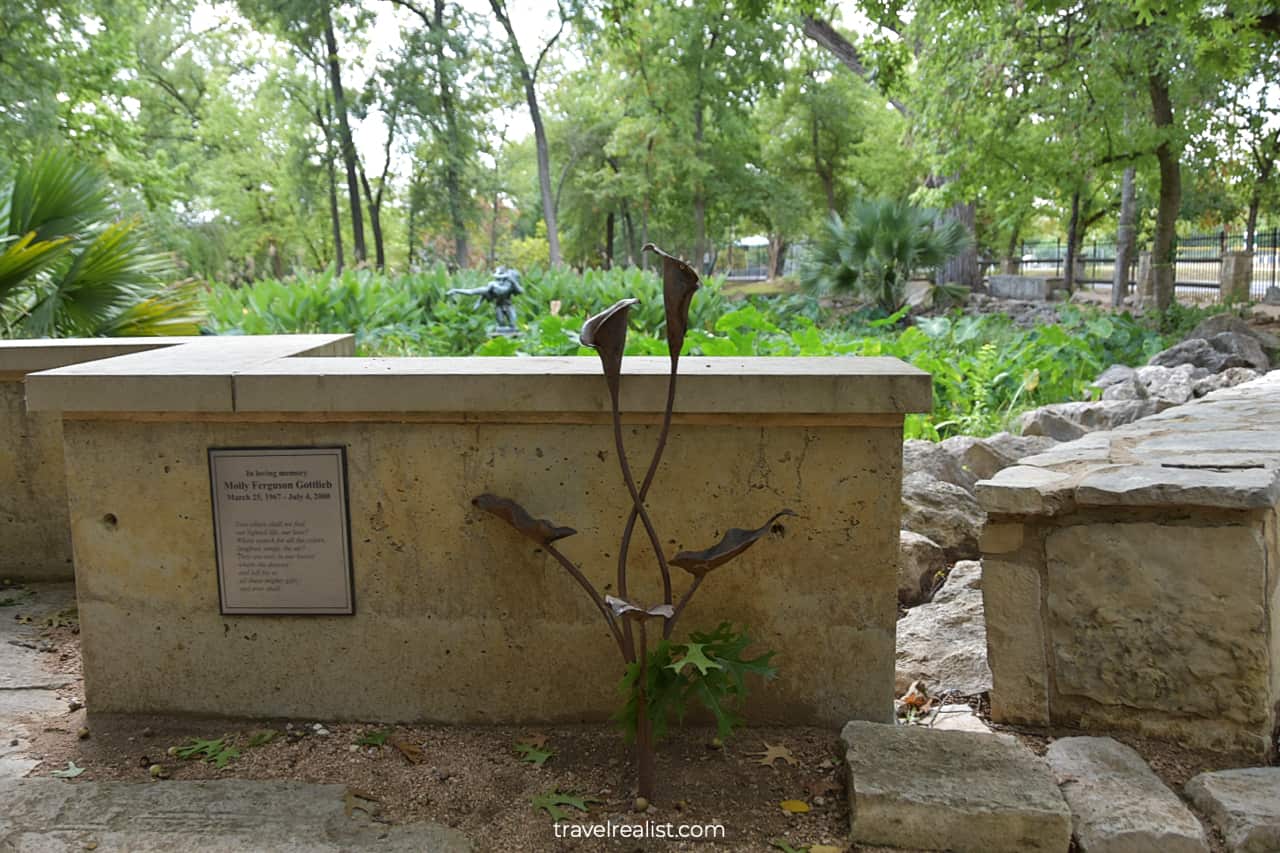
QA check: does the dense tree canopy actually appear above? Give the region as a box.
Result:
[3,0,1276,287]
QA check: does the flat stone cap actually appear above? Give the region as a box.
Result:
[0,337,198,375]
[977,371,1280,514]
[23,337,931,417]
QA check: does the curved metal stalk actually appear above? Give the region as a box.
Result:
[665,574,703,639]
[617,366,678,623]
[608,384,673,658]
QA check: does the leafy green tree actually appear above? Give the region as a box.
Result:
[802,197,971,314]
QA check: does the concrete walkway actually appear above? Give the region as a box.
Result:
[1,582,77,779]
[0,779,472,852]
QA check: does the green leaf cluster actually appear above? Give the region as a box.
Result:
[615,623,777,742]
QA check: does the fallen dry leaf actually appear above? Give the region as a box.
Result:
[752,743,798,768]
[779,799,810,814]
[390,738,425,765]
[807,778,839,798]
[343,788,382,818]
[517,733,548,748]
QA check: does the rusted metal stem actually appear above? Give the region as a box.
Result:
[617,367,678,614]
[635,619,656,800]
[665,574,703,640]
[544,542,627,658]
[609,384,671,660]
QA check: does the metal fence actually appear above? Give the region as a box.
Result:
[984,229,1280,302]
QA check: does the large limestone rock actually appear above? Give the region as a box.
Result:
[982,431,1058,465]
[842,721,1071,853]
[896,561,992,696]
[1208,331,1270,372]
[1193,366,1261,397]
[1092,364,1136,389]
[1148,336,1262,373]
[1188,313,1280,355]
[901,472,985,559]
[1134,364,1203,404]
[947,435,1044,481]
[1100,376,1149,401]
[1046,737,1208,853]
[904,438,977,492]
[1185,768,1280,853]
[899,530,946,607]
[1020,399,1167,441]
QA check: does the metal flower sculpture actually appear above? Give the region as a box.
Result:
[472,244,794,801]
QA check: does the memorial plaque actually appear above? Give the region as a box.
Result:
[208,447,354,615]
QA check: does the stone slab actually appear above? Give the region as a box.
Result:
[24,335,355,413]
[0,779,471,851]
[0,339,192,375]
[1185,768,1280,853]
[1074,464,1280,509]
[977,466,1074,515]
[989,275,1052,301]
[231,355,933,416]
[842,720,1071,853]
[1046,737,1208,852]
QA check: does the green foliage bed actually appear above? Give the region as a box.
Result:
[201,266,1189,440]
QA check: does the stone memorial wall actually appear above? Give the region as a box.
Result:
[18,339,930,726]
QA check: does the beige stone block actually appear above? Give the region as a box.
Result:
[0,381,72,580]
[981,523,1024,555]
[64,417,901,725]
[983,556,1050,724]
[1045,523,1273,747]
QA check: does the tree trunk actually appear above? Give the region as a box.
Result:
[325,130,344,272]
[358,168,385,271]
[1113,166,1137,306]
[489,189,501,266]
[693,100,707,273]
[1246,194,1260,252]
[1064,190,1081,293]
[937,202,978,287]
[489,0,562,267]
[605,211,615,269]
[1148,73,1180,312]
[323,7,366,264]
[432,0,469,268]
[768,236,788,278]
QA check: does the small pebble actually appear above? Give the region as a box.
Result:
[633,796,649,812]
[77,727,90,740]
[814,796,826,806]
[68,700,83,712]
[348,744,359,752]
[9,738,18,747]
[141,727,153,738]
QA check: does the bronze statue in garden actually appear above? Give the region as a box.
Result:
[446,267,522,333]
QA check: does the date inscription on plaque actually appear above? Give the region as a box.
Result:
[209,447,354,615]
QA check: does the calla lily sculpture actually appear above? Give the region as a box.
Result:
[472,243,794,801]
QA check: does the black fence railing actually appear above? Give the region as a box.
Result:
[980,228,1280,301]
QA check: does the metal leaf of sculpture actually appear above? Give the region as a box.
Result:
[669,510,797,576]
[605,595,676,622]
[580,298,639,397]
[644,243,700,361]
[472,494,577,545]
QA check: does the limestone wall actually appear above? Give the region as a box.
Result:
[24,340,931,726]
[0,337,353,581]
[1,340,196,580]
[977,371,1280,758]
